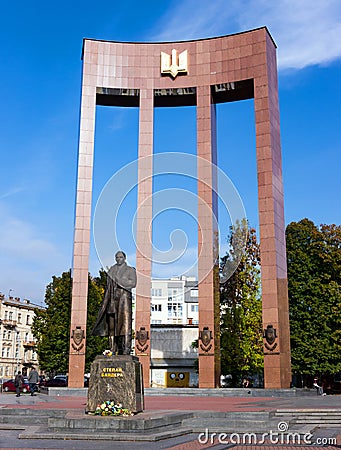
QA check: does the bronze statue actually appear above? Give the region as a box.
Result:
[92,251,137,354]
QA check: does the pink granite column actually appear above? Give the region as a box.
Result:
[134,89,154,388]
[68,42,96,387]
[197,85,221,388]
[254,34,291,388]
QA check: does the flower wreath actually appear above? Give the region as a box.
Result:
[94,400,133,416]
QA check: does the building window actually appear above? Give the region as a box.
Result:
[167,303,183,318]
[190,304,198,312]
[17,313,22,323]
[16,331,20,342]
[168,288,184,303]
[151,304,162,312]
[15,347,19,358]
[1,348,5,358]
[151,288,162,297]
[190,289,198,297]
[4,311,8,320]
[25,332,29,342]
[151,320,162,324]
[2,331,6,339]
[6,348,10,358]
[26,315,30,325]
[9,312,13,320]
[7,331,11,340]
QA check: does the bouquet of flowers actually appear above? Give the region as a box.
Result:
[103,349,113,357]
[94,400,133,416]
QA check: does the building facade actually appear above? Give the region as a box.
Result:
[0,294,42,379]
[150,325,199,388]
[150,276,198,325]
[147,277,199,387]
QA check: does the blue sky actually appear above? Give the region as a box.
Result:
[0,0,340,303]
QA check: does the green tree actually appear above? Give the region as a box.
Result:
[219,220,263,386]
[85,271,108,371]
[32,271,72,375]
[286,219,341,381]
[32,270,108,375]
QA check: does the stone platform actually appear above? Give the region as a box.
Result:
[0,392,340,448]
[86,355,144,413]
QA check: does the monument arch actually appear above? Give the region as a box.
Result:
[68,27,291,389]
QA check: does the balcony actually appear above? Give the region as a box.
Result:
[2,320,17,328]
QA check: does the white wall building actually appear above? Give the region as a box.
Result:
[134,277,200,387]
[149,276,199,325]
[0,293,43,379]
[150,325,199,387]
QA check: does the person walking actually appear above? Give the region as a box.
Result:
[313,376,326,395]
[14,371,24,397]
[28,367,39,396]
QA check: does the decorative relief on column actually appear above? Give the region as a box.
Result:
[263,324,278,352]
[136,327,149,354]
[199,326,213,353]
[71,326,85,352]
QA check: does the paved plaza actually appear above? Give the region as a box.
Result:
[0,390,340,449]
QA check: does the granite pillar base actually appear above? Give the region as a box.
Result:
[86,355,144,413]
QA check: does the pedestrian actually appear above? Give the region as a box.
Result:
[14,371,24,397]
[28,367,39,396]
[313,376,326,396]
[242,378,250,388]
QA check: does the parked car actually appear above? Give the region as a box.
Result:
[42,377,67,388]
[53,374,67,382]
[41,375,89,388]
[2,378,31,393]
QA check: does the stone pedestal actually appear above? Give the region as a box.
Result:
[86,355,144,413]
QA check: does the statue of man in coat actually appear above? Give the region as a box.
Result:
[92,251,137,355]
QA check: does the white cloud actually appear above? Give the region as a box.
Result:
[0,186,26,199]
[151,0,341,70]
[0,217,57,261]
[0,203,67,302]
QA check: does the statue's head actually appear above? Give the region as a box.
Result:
[115,251,126,265]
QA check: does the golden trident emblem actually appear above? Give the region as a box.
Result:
[161,49,188,78]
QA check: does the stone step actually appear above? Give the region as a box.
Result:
[182,417,282,433]
[191,411,274,420]
[0,408,66,425]
[145,388,316,397]
[0,415,49,425]
[20,425,193,442]
[274,410,341,423]
[0,423,26,430]
[275,409,341,415]
[0,408,65,417]
[292,418,341,424]
[48,411,193,433]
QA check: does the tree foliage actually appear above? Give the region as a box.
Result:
[32,271,72,374]
[286,219,341,378]
[219,220,263,385]
[32,271,107,375]
[84,271,108,372]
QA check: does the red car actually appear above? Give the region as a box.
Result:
[2,378,31,393]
